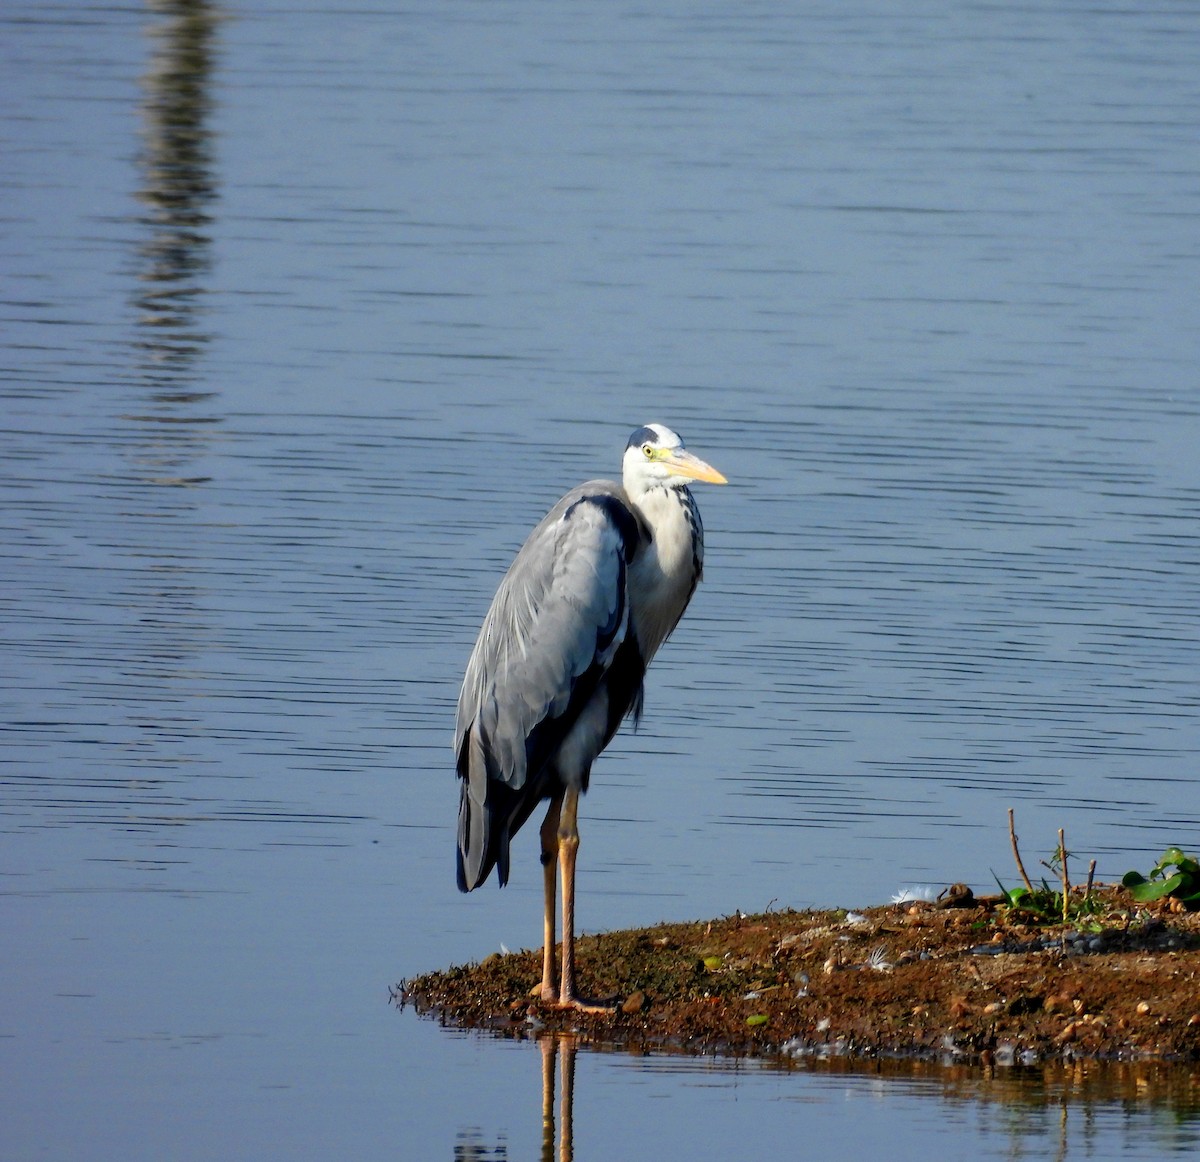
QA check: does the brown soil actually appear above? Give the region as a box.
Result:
[401,886,1200,1065]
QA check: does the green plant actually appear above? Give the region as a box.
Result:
[1122,847,1200,909]
[991,872,1106,927]
[995,814,1106,927]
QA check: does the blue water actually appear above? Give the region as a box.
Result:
[3,1,1199,1157]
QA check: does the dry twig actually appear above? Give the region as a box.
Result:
[1058,828,1070,925]
[1008,808,1035,895]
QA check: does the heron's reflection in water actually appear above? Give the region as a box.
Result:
[452,1035,576,1162]
[540,1035,576,1162]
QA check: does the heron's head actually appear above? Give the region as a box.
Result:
[622,423,727,498]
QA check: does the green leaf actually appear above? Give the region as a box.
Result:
[746,1014,769,1027]
[703,956,722,970]
[1127,881,1170,902]
[1122,871,1149,888]
[1127,872,1185,902]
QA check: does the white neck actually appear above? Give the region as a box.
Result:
[627,485,702,662]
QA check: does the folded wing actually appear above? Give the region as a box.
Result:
[455,482,645,890]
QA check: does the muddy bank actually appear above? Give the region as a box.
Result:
[401,888,1200,1064]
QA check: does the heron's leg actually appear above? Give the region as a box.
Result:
[557,787,581,1003]
[555,787,612,1012]
[538,794,563,1002]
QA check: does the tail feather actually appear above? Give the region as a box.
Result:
[456,727,512,892]
[456,787,511,892]
[455,720,561,892]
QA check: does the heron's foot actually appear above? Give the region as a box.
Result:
[533,979,615,1012]
[552,990,617,1014]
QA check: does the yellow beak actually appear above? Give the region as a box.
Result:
[662,449,727,485]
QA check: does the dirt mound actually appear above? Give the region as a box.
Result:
[401,888,1200,1064]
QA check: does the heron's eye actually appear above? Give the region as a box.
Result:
[642,444,654,458]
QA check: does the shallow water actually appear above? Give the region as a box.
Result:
[3,1,1200,1158]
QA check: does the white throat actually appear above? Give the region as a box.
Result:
[627,486,701,663]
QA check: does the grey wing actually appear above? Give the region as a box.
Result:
[455,483,642,890]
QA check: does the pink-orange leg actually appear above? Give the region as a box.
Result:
[553,788,613,1012]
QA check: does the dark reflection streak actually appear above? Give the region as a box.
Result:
[101,3,227,792]
[134,0,220,428]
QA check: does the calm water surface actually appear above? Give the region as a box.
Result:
[3,1,1199,1158]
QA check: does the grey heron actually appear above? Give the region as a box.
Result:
[455,423,726,1010]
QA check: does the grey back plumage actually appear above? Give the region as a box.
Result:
[455,479,649,891]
